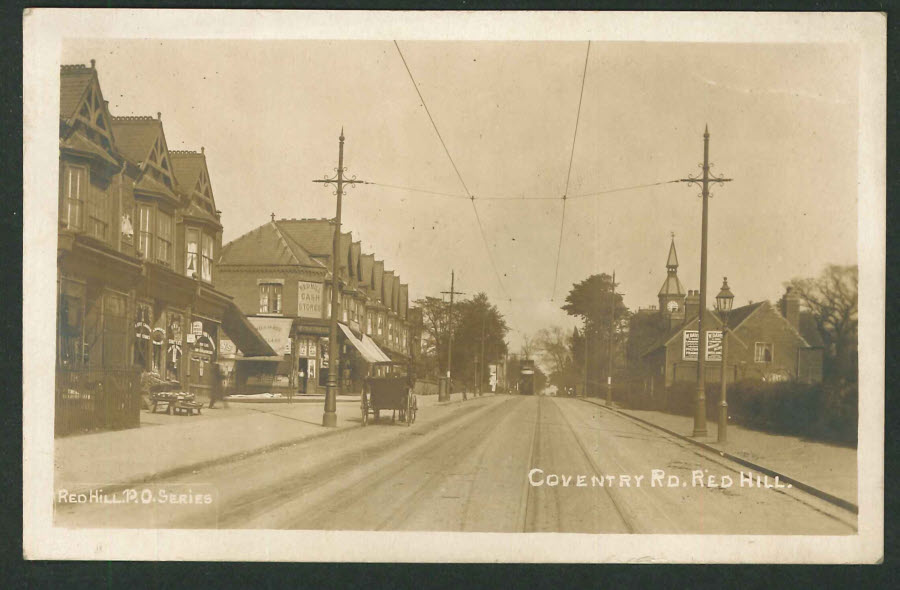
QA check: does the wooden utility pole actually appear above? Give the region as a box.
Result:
[679,125,732,437]
[606,270,616,406]
[312,128,366,427]
[440,270,464,401]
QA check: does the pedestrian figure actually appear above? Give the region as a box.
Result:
[208,363,228,409]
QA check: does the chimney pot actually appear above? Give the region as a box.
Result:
[90,59,95,69]
[201,146,205,154]
[157,112,161,120]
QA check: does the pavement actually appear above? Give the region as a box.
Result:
[55,391,479,495]
[582,399,858,507]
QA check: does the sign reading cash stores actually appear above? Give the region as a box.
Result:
[682,330,723,361]
[298,281,323,319]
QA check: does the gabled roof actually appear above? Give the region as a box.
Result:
[60,132,119,168]
[218,222,323,267]
[383,270,395,307]
[360,253,375,290]
[169,151,206,193]
[110,116,163,165]
[642,308,724,357]
[727,301,766,331]
[60,65,95,120]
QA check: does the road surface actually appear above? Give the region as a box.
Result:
[55,395,856,534]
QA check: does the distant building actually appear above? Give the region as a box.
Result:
[217,218,416,395]
[631,237,824,393]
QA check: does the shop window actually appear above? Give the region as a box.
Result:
[166,313,183,382]
[133,303,152,369]
[201,233,214,282]
[62,165,86,230]
[259,283,283,314]
[156,210,173,266]
[186,228,200,278]
[137,205,153,260]
[754,342,773,363]
[58,289,84,368]
[102,292,128,368]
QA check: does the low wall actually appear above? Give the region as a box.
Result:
[413,379,439,396]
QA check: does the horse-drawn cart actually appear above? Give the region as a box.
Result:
[361,375,417,426]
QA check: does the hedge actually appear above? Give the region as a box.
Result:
[628,379,857,446]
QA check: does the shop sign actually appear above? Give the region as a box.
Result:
[298,281,323,319]
[320,337,329,368]
[297,338,308,357]
[192,321,203,337]
[151,328,166,344]
[219,338,237,358]
[307,339,317,358]
[186,333,196,344]
[195,332,216,354]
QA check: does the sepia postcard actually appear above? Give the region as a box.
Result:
[23,10,885,562]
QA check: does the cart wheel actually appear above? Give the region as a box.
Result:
[361,396,368,426]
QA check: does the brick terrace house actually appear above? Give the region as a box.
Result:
[217,218,415,395]
[631,237,824,395]
[56,61,272,435]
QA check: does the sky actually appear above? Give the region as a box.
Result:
[62,40,859,350]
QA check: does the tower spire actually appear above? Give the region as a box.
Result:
[666,234,679,270]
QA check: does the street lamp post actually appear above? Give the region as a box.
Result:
[313,129,366,427]
[680,125,732,437]
[715,277,734,443]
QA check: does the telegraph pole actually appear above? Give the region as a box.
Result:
[680,125,732,437]
[313,128,366,427]
[441,270,464,401]
[606,270,616,406]
[479,311,487,396]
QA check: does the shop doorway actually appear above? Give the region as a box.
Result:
[297,358,309,394]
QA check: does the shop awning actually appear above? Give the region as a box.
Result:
[222,302,277,357]
[236,356,284,362]
[339,324,391,364]
[361,334,392,363]
[247,316,294,356]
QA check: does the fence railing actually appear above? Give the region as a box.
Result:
[55,366,142,437]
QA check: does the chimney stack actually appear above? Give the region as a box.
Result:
[90,59,95,69]
[684,289,700,321]
[157,112,161,120]
[781,286,800,330]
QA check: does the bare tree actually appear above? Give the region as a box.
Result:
[520,334,535,359]
[533,326,572,378]
[787,265,858,381]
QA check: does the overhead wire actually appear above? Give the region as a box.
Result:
[394,40,510,302]
[551,40,591,302]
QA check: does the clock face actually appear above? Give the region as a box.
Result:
[667,300,679,312]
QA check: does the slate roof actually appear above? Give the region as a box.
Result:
[726,301,766,330]
[218,222,322,267]
[110,116,162,165]
[169,151,206,195]
[59,65,94,120]
[658,273,686,297]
